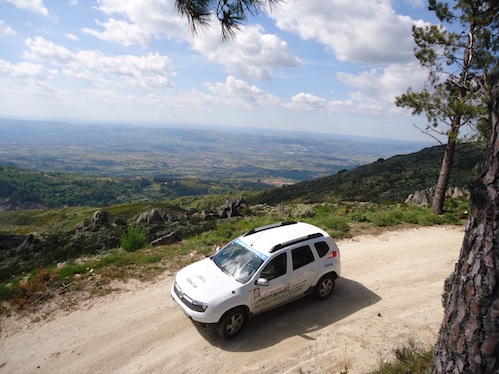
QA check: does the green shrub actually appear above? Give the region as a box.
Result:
[58,264,89,280]
[313,216,350,238]
[121,225,148,252]
[371,209,403,227]
[0,283,13,300]
[371,339,434,374]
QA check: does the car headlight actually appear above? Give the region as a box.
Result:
[190,300,208,312]
[174,282,208,312]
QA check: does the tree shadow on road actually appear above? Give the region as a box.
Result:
[195,277,381,351]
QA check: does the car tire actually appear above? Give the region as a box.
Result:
[314,274,335,300]
[216,307,247,339]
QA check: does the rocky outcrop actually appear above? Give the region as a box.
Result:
[164,210,183,223]
[75,210,109,233]
[405,186,470,206]
[217,199,247,218]
[406,189,433,207]
[136,209,163,224]
[446,186,470,199]
[136,209,187,225]
[16,233,37,254]
[135,200,247,224]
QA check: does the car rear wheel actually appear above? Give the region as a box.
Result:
[216,307,247,339]
[314,274,335,300]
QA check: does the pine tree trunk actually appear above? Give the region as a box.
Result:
[433,25,475,216]
[433,81,499,373]
[432,135,457,215]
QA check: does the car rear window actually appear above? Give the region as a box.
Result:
[314,241,330,258]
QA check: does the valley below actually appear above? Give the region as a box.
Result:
[0,119,431,184]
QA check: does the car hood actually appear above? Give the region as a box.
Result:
[175,257,242,302]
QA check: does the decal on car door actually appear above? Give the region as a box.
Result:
[253,283,291,312]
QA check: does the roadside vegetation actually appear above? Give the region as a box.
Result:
[0,196,467,313]
[370,339,434,374]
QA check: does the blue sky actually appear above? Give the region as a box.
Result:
[0,0,442,141]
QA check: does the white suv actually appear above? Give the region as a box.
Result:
[171,221,341,338]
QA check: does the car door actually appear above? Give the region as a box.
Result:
[252,252,289,313]
[287,244,317,298]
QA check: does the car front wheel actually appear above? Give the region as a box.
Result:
[216,307,247,339]
[314,274,335,300]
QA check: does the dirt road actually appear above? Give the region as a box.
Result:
[0,225,465,374]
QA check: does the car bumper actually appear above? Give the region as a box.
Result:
[170,282,219,324]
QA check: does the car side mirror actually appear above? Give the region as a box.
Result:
[216,246,221,252]
[255,278,269,286]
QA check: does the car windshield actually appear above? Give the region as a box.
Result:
[212,240,264,283]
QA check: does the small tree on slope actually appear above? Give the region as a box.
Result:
[396,0,497,214]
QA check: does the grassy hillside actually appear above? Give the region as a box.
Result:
[250,142,483,205]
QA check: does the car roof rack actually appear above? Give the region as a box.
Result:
[269,232,324,253]
[243,221,297,237]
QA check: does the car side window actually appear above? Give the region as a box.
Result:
[292,245,314,270]
[314,241,330,258]
[261,253,287,281]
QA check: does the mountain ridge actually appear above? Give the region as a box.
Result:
[250,142,483,205]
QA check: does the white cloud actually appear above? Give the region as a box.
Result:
[22,36,175,89]
[65,33,80,41]
[271,0,417,64]
[0,59,57,79]
[90,1,301,81]
[5,0,48,16]
[337,62,426,112]
[82,18,151,47]
[24,36,75,64]
[285,93,330,112]
[281,62,427,117]
[283,92,357,116]
[0,19,15,35]
[93,0,187,40]
[0,59,68,103]
[206,75,280,109]
[192,25,302,80]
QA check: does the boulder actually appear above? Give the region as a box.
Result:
[16,233,37,254]
[75,210,109,234]
[200,209,215,220]
[217,199,247,218]
[405,186,470,207]
[92,210,109,226]
[136,209,163,224]
[446,187,470,199]
[405,190,432,207]
[163,210,184,223]
[186,208,199,216]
